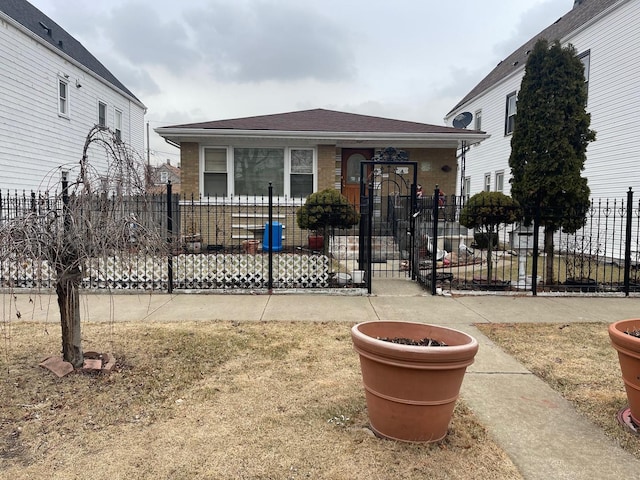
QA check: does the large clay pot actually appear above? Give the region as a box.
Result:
[351,321,478,443]
[609,319,640,424]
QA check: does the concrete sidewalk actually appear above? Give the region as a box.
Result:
[7,280,640,479]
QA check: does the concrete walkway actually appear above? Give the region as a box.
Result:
[7,280,640,479]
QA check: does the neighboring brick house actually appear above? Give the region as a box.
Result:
[0,0,146,192]
[445,0,638,202]
[155,109,487,247]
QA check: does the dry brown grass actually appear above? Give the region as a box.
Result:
[0,320,522,479]
[476,322,640,457]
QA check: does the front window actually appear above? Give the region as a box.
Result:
[203,148,228,197]
[505,92,517,135]
[290,149,314,198]
[160,171,168,183]
[201,147,317,199]
[234,148,284,197]
[115,109,122,140]
[495,171,504,192]
[484,173,491,192]
[58,79,68,116]
[98,101,107,127]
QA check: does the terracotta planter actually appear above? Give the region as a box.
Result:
[308,235,324,251]
[351,321,478,443]
[609,319,640,424]
[242,239,260,254]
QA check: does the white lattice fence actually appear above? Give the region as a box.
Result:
[0,253,330,290]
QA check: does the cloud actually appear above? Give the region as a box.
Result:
[183,0,356,83]
[106,2,200,71]
[493,1,569,58]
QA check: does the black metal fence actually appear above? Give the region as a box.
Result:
[414,188,640,295]
[0,186,362,292]
[3,185,640,295]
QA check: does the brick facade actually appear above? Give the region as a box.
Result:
[181,142,199,199]
[178,143,457,201]
[317,145,339,191]
[407,148,457,197]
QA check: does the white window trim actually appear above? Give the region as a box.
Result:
[505,92,517,135]
[495,171,504,193]
[474,109,482,131]
[200,146,230,200]
[115,108,123,140]
[199,145,317,203]
[287,147,317,200]
[484,173,491,192]
[58,76,69,118]
[463,176,471,201]
[579,50,590,104]
[98,100,107,127]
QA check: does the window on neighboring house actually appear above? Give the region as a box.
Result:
[579,50,590,102]
[474,110,482,131]
[484,174,491,192]
[115,109,122,141]
[98,101,107,127]
[463,177,471,203]
[203,148,228,197]
[58,78,68,116]
[234,148,284,197]
[290,149,314,198]
[495,171,504,193]
[160,171,168,184]
[505,92,517,135]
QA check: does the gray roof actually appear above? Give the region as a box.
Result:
[165,108,478,135]
[447,0,620,115]
[0,0,143,105]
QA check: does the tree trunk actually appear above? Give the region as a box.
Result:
[56,267,83,368]
[544,227,555,285]
[486,234,494,282]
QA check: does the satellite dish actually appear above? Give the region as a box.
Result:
[453,112,473,129]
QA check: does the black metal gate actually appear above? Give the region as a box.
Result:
[358,154,418,293]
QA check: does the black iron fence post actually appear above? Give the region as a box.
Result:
[367,179,374,294]
[431,185,439,295]
[167,181,174,294]
[268,183,273,293]
[531,204,540,296]
[409,183,417,280]
[624,188,633,296]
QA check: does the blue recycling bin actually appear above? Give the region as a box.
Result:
[262,221,283,252]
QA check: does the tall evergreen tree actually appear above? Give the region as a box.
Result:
[509,38,596,285]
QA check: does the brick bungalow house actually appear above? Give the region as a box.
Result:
[155,109,487,249]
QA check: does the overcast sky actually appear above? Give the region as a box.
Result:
[29,0,571,165]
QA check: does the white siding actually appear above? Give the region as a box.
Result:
[0,18,145,192]
[448,0,640,202]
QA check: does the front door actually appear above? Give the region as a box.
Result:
[341,149,373,207]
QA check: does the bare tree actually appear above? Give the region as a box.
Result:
[0,126,168,368]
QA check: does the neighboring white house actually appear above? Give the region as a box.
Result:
[0,0,146,192]
[445,0,639,202]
